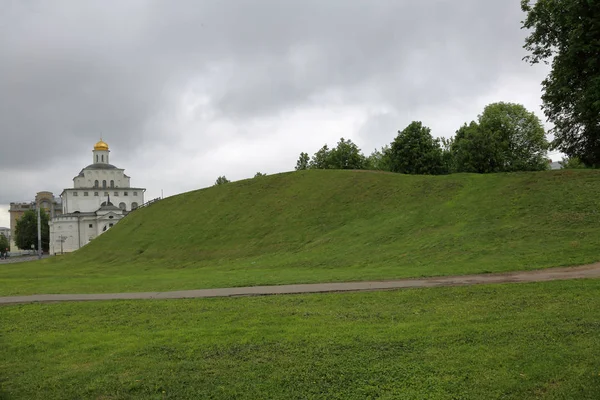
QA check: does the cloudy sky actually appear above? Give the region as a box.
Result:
[0,0,557,228]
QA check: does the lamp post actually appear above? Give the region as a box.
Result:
[37,202,42,259]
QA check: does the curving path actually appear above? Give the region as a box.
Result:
[2,263,600,305]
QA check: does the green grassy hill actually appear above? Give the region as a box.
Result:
[2,169,600,295]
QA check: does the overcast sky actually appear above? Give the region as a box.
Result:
[0,0,556,228]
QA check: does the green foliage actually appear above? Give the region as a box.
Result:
[389,121,446,175]
[521,0,600,166]
[295,152,310,170]
[14,209,49,252]
[214,176,230,185]
[309,144,331,169]
[327,138,366,169]
[2,280,600,399]
[3,170,600,296]
[0,234,8,252]
[366,145,392,171]
[453,103,549,173]
[439,137,455,173]
[559,157,587,169]
[254,172,267,178]
[307,138,366,170]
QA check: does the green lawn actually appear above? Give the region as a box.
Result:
[2,169,600,296]
[1,279,599,399]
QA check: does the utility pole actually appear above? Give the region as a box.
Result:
[37,203,42,259]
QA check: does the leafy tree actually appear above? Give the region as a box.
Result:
[254,172,267,178]
[559,157,587,169]
[295,152,310,170]
[453,103,549,173]
[366,145,392,171]
[0,234,8,253]
[14,208,49,252]
[327,138,366,169]
[389,121,446,175]
[309,145,332,169]
[521,0,600,166]
[214,176,230,185]
[452,122,496,173]
[439,137,455,173]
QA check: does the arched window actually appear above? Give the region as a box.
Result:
[102,180,107,188]
[131,202,139,210]
[94,180,99,188]
[119,202,126,211]
[101,155,104,162]
[96,155,98,162]
[110,180,114,188]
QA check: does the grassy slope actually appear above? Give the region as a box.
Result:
[2,169,600,295]
[1,280,599,399]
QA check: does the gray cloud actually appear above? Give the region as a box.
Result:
[0,0,550,213]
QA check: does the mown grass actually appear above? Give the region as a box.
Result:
[1,279,599,399]
[2,169,600,296]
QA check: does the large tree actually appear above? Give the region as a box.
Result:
[453,102,549,173]
[327,138,366,170]
[309,145,332,169]
[521,0,600,166]
[295,152,310,170]
[389,121,445,175]
[304,138,367,170]
[14,208,49,252]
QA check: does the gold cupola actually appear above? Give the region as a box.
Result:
[94,139,109,151]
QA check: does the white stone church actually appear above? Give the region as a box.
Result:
[49,140,146,255]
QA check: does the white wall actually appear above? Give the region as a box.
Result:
[74,169,131,189]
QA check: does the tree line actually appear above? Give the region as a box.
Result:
[295,102,551,175]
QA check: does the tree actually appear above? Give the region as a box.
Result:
[389,121,445,175]
[254,172,267,178]
[439,137,455,174]
[14,208,49,252]
[295,152,310,170]
[309,145,332,169]
[0,234,8,253]
[559,157,587,169]
[327,138,366,169]
[214,176,230,185]
[453,102,549,173]
[521,0,600,166]
[366,145,392,171]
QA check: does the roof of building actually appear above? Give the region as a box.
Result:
[76,163,121,177]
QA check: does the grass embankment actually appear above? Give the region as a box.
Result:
[1,280,599,399]
[2,169,600,296]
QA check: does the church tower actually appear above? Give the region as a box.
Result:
[93,139,110,164]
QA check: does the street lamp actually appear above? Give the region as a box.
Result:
[37,202,42,259]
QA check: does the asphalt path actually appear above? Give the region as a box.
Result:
[1,263,599,305]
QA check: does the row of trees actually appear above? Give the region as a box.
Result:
[295,102,550,175]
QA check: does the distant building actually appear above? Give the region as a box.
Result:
[8,192,62,252]
[48,140,146,255]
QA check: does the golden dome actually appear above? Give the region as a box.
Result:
[94,139,109,151]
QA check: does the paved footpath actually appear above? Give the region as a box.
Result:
[2,263,600,305]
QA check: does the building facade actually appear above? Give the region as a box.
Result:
[49,140,145,255]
